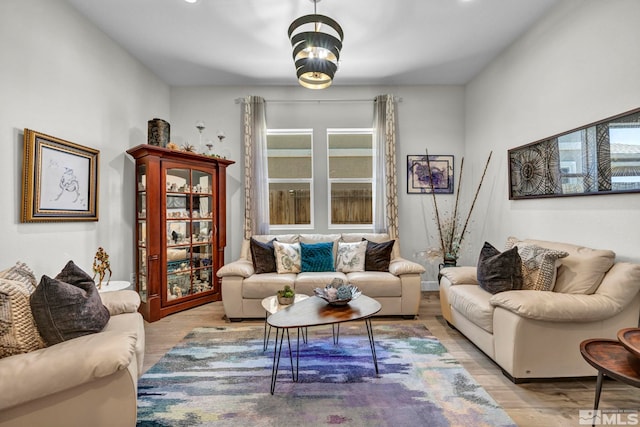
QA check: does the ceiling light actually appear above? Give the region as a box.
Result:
[288,0,344,89]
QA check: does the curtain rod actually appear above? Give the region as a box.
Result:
[234,97,402,104]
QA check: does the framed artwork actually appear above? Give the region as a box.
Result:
[508,107,640,199]
[21,129,99,222]
[407,154,454,194]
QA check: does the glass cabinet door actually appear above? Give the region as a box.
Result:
[165,167,214,303]
[136,164,148,303]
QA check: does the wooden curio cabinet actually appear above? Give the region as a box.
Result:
[126,144,234,322]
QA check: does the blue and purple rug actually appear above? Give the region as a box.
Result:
[137,323,515,426]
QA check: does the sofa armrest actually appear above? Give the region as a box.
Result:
[440,266,479,285]
[216,259,254,278]
[388,258,425,276]
[489,290,626,322]
[0,330,137,411]
[100,290,140,315]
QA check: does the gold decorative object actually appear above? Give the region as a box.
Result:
[92,247,112,289]
[181,143,196,152]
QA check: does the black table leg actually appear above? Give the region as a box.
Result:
[270,328,285,395]
[365,318,379,375]
[263,311,271,351]
[592,371,604,427]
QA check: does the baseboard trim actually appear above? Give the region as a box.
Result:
[421,280,439,291]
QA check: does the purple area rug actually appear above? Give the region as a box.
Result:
[137,323,515,426]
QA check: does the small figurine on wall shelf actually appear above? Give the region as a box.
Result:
[92,247,112,289]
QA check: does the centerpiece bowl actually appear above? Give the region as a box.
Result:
[313,284,361,306]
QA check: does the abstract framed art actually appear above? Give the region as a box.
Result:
[407,154,454,194]
[508,107,640,199]
[21,129,99,222]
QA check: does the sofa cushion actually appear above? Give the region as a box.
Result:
[505,238,568,291]
[0,278,45,358]
[336,241,367,273]
[448,285,495,333]
[300,242,335,272]
[242,273,297,299]
[295,272,348,296]
[476,242,522,294]
[364,240,394,272]
[345,271,402,297]
[506,237,615,295]
[273,241,302,274]
[250,238,277,274]
[342,233,400,260]
[242,234,299,260]
[0,261,38,293]
[30,261,110,346]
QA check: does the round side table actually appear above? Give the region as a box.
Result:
[580,338,640,427]
[261,294,309,351]
[97,280,132,293]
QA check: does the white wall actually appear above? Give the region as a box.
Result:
[0,0,170,278]
[464,0,640,263]
[170,85,465,283]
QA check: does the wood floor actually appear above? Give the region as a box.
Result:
[143,292,640,427]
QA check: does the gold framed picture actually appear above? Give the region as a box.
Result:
[21,129,99,222]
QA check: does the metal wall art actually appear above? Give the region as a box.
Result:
[509,108,640,199]
[407,154,454,194]
[21,129,99,222]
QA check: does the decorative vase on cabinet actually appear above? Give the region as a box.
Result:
[126,144,234,322]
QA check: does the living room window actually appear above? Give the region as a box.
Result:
[328,129,373,228]
[266,130,313,228]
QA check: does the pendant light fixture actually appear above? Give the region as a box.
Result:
[288,0,344,89]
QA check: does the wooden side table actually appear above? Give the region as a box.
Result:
[580,337,640,427]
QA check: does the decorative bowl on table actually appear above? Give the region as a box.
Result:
[277,295,294,305]
[314,284,361,306]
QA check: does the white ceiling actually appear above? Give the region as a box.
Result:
[64,0,561,87]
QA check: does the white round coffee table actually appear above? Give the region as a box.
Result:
[97,280,131,293]
[261,294,309,351]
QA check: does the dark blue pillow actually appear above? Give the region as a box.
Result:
[301,241,335,272]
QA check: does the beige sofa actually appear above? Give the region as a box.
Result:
[218,233,425,320]
[0,290,145,427]
[439,237,640,383]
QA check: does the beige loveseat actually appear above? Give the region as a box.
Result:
[218,233,425,320]
[439,237,640,383]
[0,290,145,427]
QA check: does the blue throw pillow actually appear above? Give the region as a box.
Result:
[301,241,335,272]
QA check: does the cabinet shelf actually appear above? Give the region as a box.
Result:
[127,144,234,322]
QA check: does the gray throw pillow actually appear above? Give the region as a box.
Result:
[364,240,394,272]
[250,238,277,274]
[477,242,523,294]
[30,261,110,346]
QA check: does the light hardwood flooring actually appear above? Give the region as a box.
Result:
[143,292,640,427]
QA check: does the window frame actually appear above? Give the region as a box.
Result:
[326,128,374,230]
[266,128,314,230]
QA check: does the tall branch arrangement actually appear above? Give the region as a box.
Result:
[425,150,492,261]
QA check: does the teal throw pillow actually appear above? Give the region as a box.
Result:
[301,242,335,272]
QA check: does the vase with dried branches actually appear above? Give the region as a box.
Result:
[423,150,492,268]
